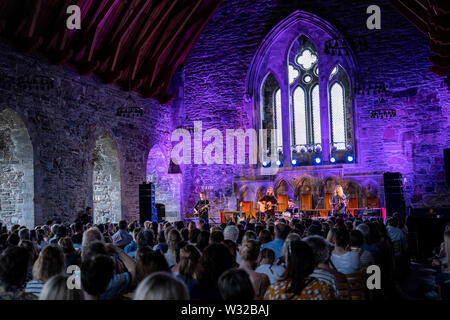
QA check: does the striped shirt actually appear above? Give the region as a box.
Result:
[25,280,45,297]
[310,268,338,297]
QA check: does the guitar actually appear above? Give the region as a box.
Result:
[194,203,209,216]
[330,198,347,215]
[258,201,277,213]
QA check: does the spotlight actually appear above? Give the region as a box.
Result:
[314,157,322,164]
[291,159,298,166]
[276,160,283,167]
[330,156,336,164]
[346,155,354,163]
[262,161,270,168]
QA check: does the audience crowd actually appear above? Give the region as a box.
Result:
[0,210,449,300]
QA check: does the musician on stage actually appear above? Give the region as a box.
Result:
[331,185,347,218]
[194,192,210,224]
[257,188,278,221]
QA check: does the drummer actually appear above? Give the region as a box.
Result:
[285,199,299,215]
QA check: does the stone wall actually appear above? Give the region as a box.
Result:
[181,0,450,214]
[0,41,179,226]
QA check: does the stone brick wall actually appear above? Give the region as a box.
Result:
[0,42,178,227]
[182,0,450,214]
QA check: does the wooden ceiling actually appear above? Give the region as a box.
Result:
[0,0,222,104]
[387,0,450,77]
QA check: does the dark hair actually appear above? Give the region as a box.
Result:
[283,240,315,297]
[136,230,154,249]
[7,233,20,246]
[335,228,350,248]
[209,230,224,244]
[350,230,364,247]
[74,222,83,233]
[118,220,127,230]
[157,230,166,243]
[196,231,210,252]
[259,248,275,265]
[0,246,30,286]
[81,255,115,296]
[81,241,107,262]
[178,245,201,280]
[189,228,200,244]
[258,230,272,244]
[59,237,76,254]
[218,268,255,301]
[275,223,290,240]
[175,221,185,231]
[195,243,234,290]
[181,228,189,242]
[135,247,170,283]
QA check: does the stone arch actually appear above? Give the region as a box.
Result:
[146,144,181,221]
[92,131,121,223]
[256,186,267,201]
[0,108,34,228]
[274,179,293,199]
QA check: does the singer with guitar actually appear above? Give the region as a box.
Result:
[194,192,210,224]
[257,188,278,221]
[330,185,347,218]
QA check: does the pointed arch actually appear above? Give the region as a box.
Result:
[0,108,34,228]
[92,131,121,224]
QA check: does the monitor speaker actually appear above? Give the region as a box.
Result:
[383,172,405,217]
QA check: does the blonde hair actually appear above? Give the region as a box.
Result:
[32,245,64,282]
[134,272,189,300]
[239,239,261,264]
[334,185,344,197]
[39,275,84,300]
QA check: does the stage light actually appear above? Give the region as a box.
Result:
[262,161,270,168]
[314,157,322,164]
[346,155,354,163]
[276,160,283,167]
[330,156,336,164]
[291,159,297,166]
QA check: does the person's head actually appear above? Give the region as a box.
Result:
[18,228,30,241]
[81,241,107,262]
[178,245,201,279]
[82,227,104,248]
[0,246,30,287]
[167,228,182,253]
[350,229,364,248]
[74,222,83,234]
[282,233,302,259]
[118,220,128,230]
[56,225,67,238]
[135,247,170,283]
[307,224,323,237]
[195,243,234,289]
[199,192,205,200]
[223,225,239,243]
[242,230,257,244]
[59,237,76,254]
[326,227,338,244]
[81,255,115,298]
[136,230,154,249]
[387,216,399,228]
[335,228,350,249]
[32,244,64,282]
[86,207,92,215]
[39,274,84,300]
[275,223,290,240]
[288,199,294,207]
[143,220,151,231]
[258,229,272,244]
[210,230,224,244]
[218,268,254,301]
[180,228,189,242]
[240,239,261,268]
[7,233,20,246]
[157,230,166,243]
[267,188,274,196]
[304,235,331,266]
[334,185,344,197]
[134,272,189,300]
[189,228,200,244]
[196,230,210,252]
[174,221,184,231]
[258,248,276,266]
[283,240,315,295]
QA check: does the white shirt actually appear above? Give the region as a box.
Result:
[255,263,285,284]
[331,251,360,274]
[164,252,177,268]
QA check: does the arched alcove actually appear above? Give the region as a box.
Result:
[0,108,34,228]
[92,131,121,224]
[146,145,181,221]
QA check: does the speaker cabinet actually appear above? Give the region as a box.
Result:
[139,182,157,224]
[383,172,406,217]
[445,148,450,185]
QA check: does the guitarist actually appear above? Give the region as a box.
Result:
[194,192,210,224]
[257,188,278,221]
[331,185,347,218]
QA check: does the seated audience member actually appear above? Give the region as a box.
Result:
[181,228,189,242]
[304,235,339,297]
[223,240,239,266]
[153,230,168,254]
[134,272,189,300]
[356,223,380,259]
[18,240,38,283]
[0,246,36,300]
[264,240,335,300]
[210,230,224,244]
[165,229,182,268]
[190,243,234,300]
[218,268,255,301]
[239,240,270,300]
[255,248,285,284]
[279,233,302,265]
[18,228,30,241]
[436,229,450,286]
[196,231,210,252]
[127,230,154,259]
[223,225,239,243]
[241,230,257,246]
[135,247,170,285]
[81,254,115,300]
[71,222,84,248]
[81,227,104,248]
[59,237,81,268]
[175,245,201,289]
[26,244,65,297]
[261,223,289,260]
[258,229,273,245]
[124,228,140,256]
[349,230,374,268]
[189,228,201,245]
[386,216,407,256]
[330,229,360,275]
[39,274,84,300]
[112,220,133,248]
